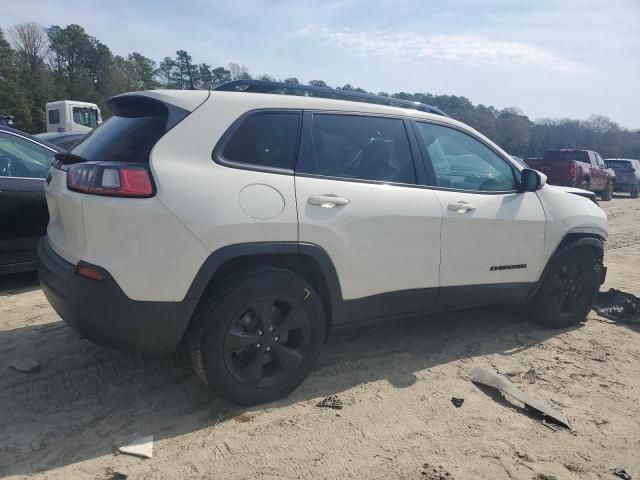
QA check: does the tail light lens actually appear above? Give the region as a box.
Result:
[67,163,154,198]
[568,161,577,177]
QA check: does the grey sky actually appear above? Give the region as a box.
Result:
[4,0,639,127]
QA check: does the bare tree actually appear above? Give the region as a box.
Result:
[9,22,48,71]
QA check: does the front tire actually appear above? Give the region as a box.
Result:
[600,181,613,201]
[533,247,600,329]
[189,267,325,405]
[631,183,639,199]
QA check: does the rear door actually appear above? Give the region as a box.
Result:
[0,131,56,270]
[412,120,546,307]
[295,112,443,323]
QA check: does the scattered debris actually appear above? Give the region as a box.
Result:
[234,413,254,423]
[451,397,464,408]
[613,468,632,480]
[8,358,41,373]
[593,289,640,324]
[104,470,128,480]
[316,395,343,409]
[469,366,570,430]
[533,474,558,480]
[116,435,153,459]
[520,368,537,384]
[421,462,452,479]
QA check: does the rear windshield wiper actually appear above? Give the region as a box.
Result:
[54,152,88,165]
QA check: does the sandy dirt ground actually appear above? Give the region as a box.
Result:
[1,195,639,480]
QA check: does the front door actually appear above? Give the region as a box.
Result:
[412,120,546,307]
[0,131,55,270]
[295,112,443,323]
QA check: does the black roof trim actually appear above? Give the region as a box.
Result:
[213,80,450,118]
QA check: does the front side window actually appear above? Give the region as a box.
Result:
[72,107,99,128]
[416,122,515,191]
[0,132,55,178]
[48,109,60,125]
[300,114,416,184]
[220,111,300,171]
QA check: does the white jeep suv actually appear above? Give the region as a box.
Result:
[38,81,608,405]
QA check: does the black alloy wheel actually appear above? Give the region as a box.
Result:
[223,294,310,388]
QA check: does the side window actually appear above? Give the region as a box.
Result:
[48,109,60,125]
[589,152,597,165]
[595,153,605,168]
[415,122,516,191]
[0,132,55,178]
[219,111,300,171]
[300,114,416,184]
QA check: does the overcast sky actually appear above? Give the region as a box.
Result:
[3,0,639,128]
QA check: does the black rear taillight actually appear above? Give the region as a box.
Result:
[67,162,155,198]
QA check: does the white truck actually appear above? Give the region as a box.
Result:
[45,100,102,133]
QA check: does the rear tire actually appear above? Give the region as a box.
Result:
[533,247,600,329]
[580,180,589,191]
[600,181,613,201]
[631,183,639,199]
[189,267,325,405]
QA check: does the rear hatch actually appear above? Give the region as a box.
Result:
[606,159,636,184]
[536,150,589,183]
[45,92,206,264]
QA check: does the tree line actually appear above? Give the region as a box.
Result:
[1,22,638,159]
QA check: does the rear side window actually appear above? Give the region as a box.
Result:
[218,111,301,171]
[48,109,60,125]
[543,150,589,162]
[298,114,416,184]
[71,97,185,163]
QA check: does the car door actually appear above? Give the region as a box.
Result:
[594,153,609,188]
[412,120,546,308]
[0,131,56,270]
[588,152,603,190]
[295,112,443,323]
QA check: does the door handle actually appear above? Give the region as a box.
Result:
[307,194,350,208]
[447,201,477,213]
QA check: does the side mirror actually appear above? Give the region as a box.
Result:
[520,168,545,192]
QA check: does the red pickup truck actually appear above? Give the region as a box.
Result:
[526,149,616,201]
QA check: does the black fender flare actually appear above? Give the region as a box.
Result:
[184,242,347,328]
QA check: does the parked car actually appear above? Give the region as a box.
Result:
[513,155,597,203]
[35,132,87,151]
[526,149,616,201]
[38,81,608,405]
[0,114,15,127]
[0,125,60,274]
[605,158,640,198]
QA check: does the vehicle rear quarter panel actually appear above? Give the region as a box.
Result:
[149,94,300,258]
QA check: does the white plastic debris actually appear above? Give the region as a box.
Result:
[9,358,41,373]
[117,435,153,459]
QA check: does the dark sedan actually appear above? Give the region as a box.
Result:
[0,126,61,274]
[35,132,87,151]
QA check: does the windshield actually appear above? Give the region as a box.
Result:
[543,150,589,162]
[72,107,100,128]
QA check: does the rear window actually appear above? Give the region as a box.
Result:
[606,160,632,169]
[70,97,186,163]
[48,109,60,125]
[542,150,589,162]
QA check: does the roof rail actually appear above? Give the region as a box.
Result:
[213,80,450,117]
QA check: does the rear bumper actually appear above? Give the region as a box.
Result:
[37,237,197,353]
[613,183,637,192]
